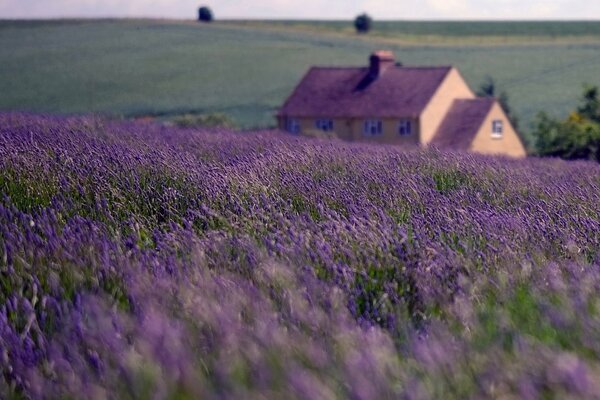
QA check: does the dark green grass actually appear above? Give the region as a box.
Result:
[230,20,600,38]
[0,19,599,140]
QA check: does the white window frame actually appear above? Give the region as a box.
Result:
[287,118,300,134]
[398,119,412,136]
[492,120,503,139]
[315,119,334,132]
[363,119,383,136]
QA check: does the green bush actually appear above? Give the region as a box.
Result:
[534,86,600,162]
[534,113,600,161]
[171,112,235,128]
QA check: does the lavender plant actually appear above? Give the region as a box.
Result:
[0,112,599,399]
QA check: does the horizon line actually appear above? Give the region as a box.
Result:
[1,16,600,22]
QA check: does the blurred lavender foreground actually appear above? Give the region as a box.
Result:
[0,112,599,399]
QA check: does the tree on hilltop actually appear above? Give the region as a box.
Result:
[198,6,213,22]
[354,13,372,34]
[477,75,519,130]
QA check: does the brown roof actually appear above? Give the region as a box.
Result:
[431,98,496,150]
[278,66,453,118]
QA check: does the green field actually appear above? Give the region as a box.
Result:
[1,19,599,143]
[227,20,600,44]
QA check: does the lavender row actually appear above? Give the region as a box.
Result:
[1,112,599,398]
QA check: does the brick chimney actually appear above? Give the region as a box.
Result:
[369,51,395,78]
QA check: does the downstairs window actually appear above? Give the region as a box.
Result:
[287,119,300,134]
[398,119,412,136]
[363,120,383,136]
[315,119,334,132]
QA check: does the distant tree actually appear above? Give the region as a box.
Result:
[354,13,372,34]
[577,85,600,123]
[198,6,213,22]
[534,85,600,162]
[477,75,519,130]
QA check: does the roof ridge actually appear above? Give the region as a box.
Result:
[279,63,458,118]
[309,65,453,70]
[308,66,367,70]
[398,65,454,69]
[455,97,497,103]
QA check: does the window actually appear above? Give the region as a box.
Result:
[287,119,300,134]
[315,119,334,132]
[398,119,412,136]
[363,120,383,136]
[492,120,503,138]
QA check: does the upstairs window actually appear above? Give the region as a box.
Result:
[315,119,334,132]
[398,119,412,136]
[492,120,503,138]
[287,119,300,134]
[363,120,383,136]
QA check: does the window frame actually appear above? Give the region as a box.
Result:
[315,119,334,132]
[363,119,383,136]
[287,118,300,134]
[492,119,504,139]
[398,119,412,136]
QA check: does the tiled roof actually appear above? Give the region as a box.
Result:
[431,98,496,150]
[278,65,452,118]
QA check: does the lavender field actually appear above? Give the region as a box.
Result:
[1,112,599,399]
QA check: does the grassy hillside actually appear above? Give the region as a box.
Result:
[0,19,599,141]
[1,113,599,398]
[228,20,600,44]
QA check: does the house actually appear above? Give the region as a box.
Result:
[277,51,527,157]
